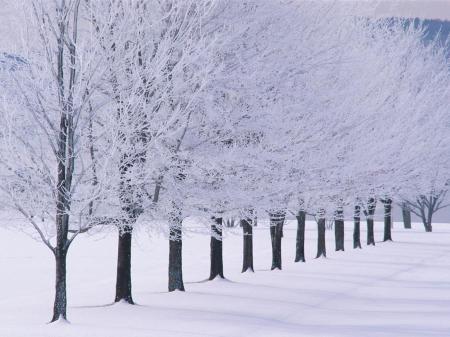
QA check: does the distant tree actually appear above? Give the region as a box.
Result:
[380,197,393,242]
[334,205,345,252]
[404,190,449,232]
[363,198,377,246]
[401,202,412,229]
[315,209,327,258]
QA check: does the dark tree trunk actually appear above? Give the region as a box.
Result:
[334,209,344,251]
[316,218,326,258]
[169,213,184,291]
[383,199,393,241]
[51,248,67,322]
[295,211,306,262]
[115,225,134,303]
[353,205,362,249]
[241,219,254,273]
[402,202,412,229]
[423,204,433,232]
[365,198,376,246]
[209,217,224,280]
[367,219,375,246]
[270,213,284,270]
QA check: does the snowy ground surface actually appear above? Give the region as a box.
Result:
[2,220,450,337]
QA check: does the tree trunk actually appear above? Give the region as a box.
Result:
[270,213,284,270]
[115,225,134,303]
[209,217,224,280]
[334,209,344,251]
[353,205,362,249]
[169,217,184,291]
[426,206,433,232]
[316,218,326,258]
[241,219,254,273]
[367,219,375,246]
[366,198,376,246]
[383,199,393,241]
[51,249,67,322]
[419,206,432,232]
[401,202,412,229]
[424,222,433,232]
[295,211,306,262]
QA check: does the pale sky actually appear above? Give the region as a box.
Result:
[374,0,450,21]
[1,1,450,51]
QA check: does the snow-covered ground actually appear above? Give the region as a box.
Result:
[1,220,450,337]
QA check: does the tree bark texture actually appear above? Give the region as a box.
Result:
[334,209,345,251]
[365,198,376,246]
[209,217,224,280]
[169,210,184,291]
[295,211,306,262]
[115,225,134,303]
[241,218,254,273]
[383,199,393,241]
[270,212,284,270]
[316,217,326,258]
[51,249,68,322]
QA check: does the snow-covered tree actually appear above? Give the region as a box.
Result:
[0,0,120,322]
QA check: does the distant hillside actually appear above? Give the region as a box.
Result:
[407,18,450,56]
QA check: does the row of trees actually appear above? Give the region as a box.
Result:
[0,0,449,323]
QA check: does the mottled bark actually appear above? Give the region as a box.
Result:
[115,225,134,303]
[51,249,67,322]
[295,211,306,262]
[209,217,224,280]
[169,210,184,291]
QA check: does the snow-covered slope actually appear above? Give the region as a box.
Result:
[1,220,450,337]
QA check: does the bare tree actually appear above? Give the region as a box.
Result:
[404,190,449,232]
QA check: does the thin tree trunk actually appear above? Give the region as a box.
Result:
[115,225,134,303]
[334,209,344,251]
[270,213,284,270]
[383,199,393,241]
[353,205,361,249]
[241,219,254,273]
[295,211,306,262]
[51,248,67,322]
[209,217,224,280]
[402,202,412,229]
[169,214,184,291]
[316,218,326,258]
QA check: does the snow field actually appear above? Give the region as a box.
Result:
[1,221,450,337]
